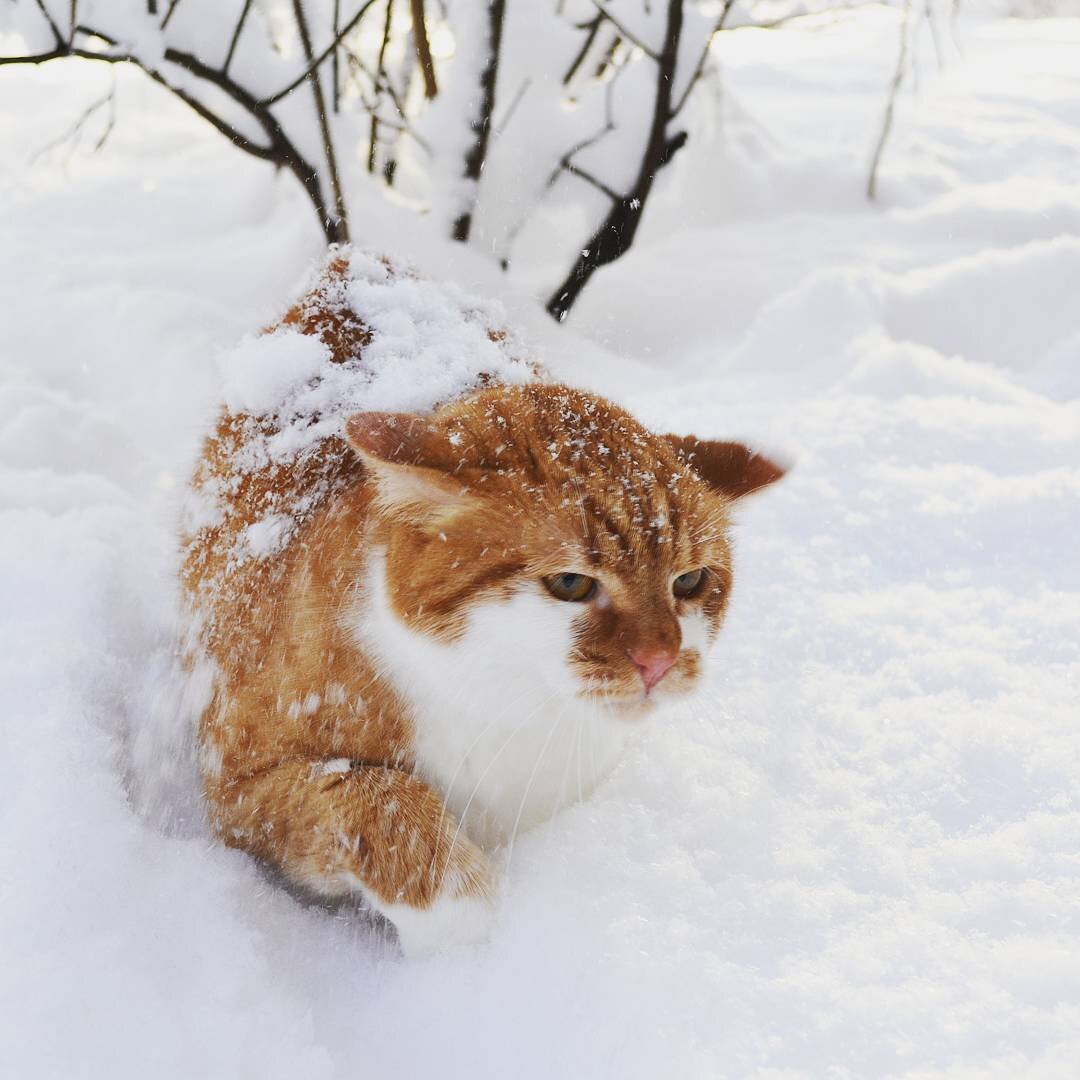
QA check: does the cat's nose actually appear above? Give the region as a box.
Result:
[629,647,677,692]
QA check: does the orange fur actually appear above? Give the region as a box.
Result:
[182,252,785,943]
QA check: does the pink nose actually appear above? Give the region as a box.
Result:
[629,648,677,692]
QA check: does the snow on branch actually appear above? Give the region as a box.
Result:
[1,0,918,320]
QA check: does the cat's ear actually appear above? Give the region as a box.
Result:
[345,412,471,515]
[665,435,788,500]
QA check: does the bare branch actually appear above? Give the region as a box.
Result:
[589,0,659,60]
[493,76,530,137]
[33,0,64,44]
[410,0,438,98]
[292,0,350,241]
[670,0,736,118]
[548,0,685,320]
[261,0,380,106]
[867,0,912,201]
[161,0,182,30]
[368,0,395,174]
[223,0,255,75]
[30,80,116,163]
[563,13,602,85]
[452,0,506,243]
[562,161,620,201]
[0,48,65,66]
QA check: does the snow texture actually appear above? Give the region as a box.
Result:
[194,249,535,566]
[2,8,1080,1078]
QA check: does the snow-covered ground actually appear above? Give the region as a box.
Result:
[2,8,1079,1077]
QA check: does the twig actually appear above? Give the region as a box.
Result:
[547,0,685,320]
[452,0,506,243]
[493,76,530,136]
[33,0,64,43]
[410,0,438,98]
[261,0,379,106]
[563,13,602,85]
[867,0,912,201]
[670,0,736,118]
[292,0,350,241]
[29,80,116,163]
[589,0,659,60]
[223,0,255,75]
[0,48,65,66]
[161,0,182,29]
[368,0,395,173]
[562,161,620,200]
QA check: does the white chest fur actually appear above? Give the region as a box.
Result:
[349,551,627,848]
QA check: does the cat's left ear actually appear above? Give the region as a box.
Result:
[344,412,471,516]
[665,435,789,500]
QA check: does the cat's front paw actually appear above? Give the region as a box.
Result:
[382,889,497,958]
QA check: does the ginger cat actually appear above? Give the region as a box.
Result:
[182,251,785,955]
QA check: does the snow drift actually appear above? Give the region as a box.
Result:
[1,8,1079,1078]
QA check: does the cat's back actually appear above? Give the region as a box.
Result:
[180,249,538,672]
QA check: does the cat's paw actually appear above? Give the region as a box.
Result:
[382,890,497,958]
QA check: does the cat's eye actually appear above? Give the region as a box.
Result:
[543,572,596,602]
[673,568,705,598]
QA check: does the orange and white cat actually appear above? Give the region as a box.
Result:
[182,251,785,955]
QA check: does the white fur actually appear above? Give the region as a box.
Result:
[678,608,713,660]
[348,550,629,849]
[369,888,495,958]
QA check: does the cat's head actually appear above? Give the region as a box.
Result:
[346,384,785,717]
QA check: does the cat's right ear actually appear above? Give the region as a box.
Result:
[345,412,472,518]
[665,435,789,500]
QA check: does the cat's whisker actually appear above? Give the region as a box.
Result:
[575,711,585,806]
[441,686,563,885]
[556,711,583,812]
[503,707,570,878]
[429,676,553,892]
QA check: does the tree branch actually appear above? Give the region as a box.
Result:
[867,0,912,201]
[589,0,659,60]
[547,0,684,320]
[368,0,395,174]
[2,21,342,245]
[563,13,602,85]
[669,0,736,118]
[452,0,506,243]
[223,0,255,75]
[292,0,350,241]
[409,0,438,98]
[260,0,379,106]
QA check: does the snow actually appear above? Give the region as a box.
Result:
[2,8,1080,1078]
[219,329,331,416]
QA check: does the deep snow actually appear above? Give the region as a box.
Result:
[2,8,1079,1078]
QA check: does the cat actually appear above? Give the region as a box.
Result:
[182,250,786,955]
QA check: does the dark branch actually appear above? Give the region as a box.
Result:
[223,0,255,75]
[368,0,395,174]
[589,1,659,60]
[2,22,342,245]
[261,0,379,106]
[867,0,912,200]
[547,0,684,321]
[410,0,438,98]
[669,0,735,118]
[292,0,350,241]
[161,0,183,29]
[452,0,506,243]
[562,161,620,201]
[33,0,64,44]
[563,13,602,85]
[0,48,65,66]
[30,81,116,163]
